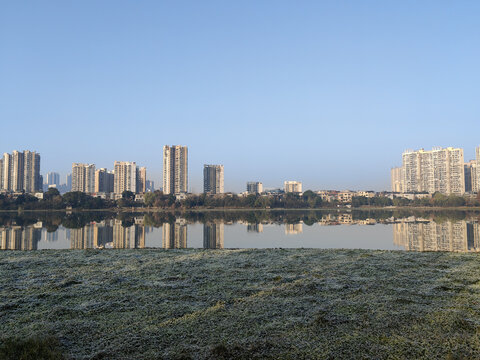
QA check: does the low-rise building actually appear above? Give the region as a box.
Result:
[337,191,355,203]
[355,191,375,198]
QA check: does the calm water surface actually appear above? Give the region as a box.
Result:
[1,210,479,252]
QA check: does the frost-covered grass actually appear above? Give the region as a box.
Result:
[1,249,480,359]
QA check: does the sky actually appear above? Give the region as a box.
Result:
[1,1,480,192]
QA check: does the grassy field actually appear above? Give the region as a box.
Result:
[1,249,480,359]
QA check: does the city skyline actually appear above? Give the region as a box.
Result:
[4,144,480,194]
[3,144,480,195]
[2,2,480,191]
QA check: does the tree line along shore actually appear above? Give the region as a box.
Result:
[1,188,479,211]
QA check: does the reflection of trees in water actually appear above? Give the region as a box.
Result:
[2,210,480,251]
[62,212,114,229]
[1,210,478,230]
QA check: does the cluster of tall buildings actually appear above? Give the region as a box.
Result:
[71,162,147,195]
[0,150,42,193]
[0,145,305,197]
[46,172,60,187]
[163,145,303,196]
[162,145,226,195]
[391,146,480,195]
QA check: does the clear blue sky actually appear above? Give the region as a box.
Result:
[1,1,479,192]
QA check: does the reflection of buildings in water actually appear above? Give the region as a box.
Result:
[45,231,58,242]
[203,223,224,249]
[359,219,376,225]
[144,226,154,234]
[70,224,95,249]
[319,214,336,225]
[0,224,42,250]
[94,221,113,248]
[247,223,263,233]
[163,219,187,249]
[285,223,303,235]
[338,213,353,224]
[113,220,145,249]
[69,220,145,249]
[393,220,480,252]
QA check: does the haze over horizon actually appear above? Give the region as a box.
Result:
[1,1,480,192]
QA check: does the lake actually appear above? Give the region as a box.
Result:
[1,210,479,252]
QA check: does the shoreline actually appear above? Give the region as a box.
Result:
[1,205,480,214]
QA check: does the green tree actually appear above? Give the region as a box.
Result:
[144,192,155,207]
[44,187,60,200]
[122,191,135,201]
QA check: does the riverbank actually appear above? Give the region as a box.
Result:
[1,205,480,213]
[1,249,480,359]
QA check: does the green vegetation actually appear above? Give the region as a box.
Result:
[145,190,324,209]
[353,192,480,208]
[1,249,480,359]
[0,336,65,360]
[0,190,116,210]
[1,189,479,211]
[389,192,480,208]
[352,196,394,207]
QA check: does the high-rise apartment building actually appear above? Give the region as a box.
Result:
[46,172,60,187]
[95,168,114,193]
[163,145,188,194]
[11,151,24,191]
[203,164,224,194]
[284,181,302,193]
[66,174,72,192]
[23,151,41,193]
[391,167,403,192]
[2,153,12,191]
[476,146,480,193]
[72,163,95,193]
[247,182,263,194]
[464,161,477,193]
[0,158,3,190]
[113,161,137,194]
[0,150,41,193]
[136,167,147,193]
[401,147,465,195]
[146,180,155,192]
